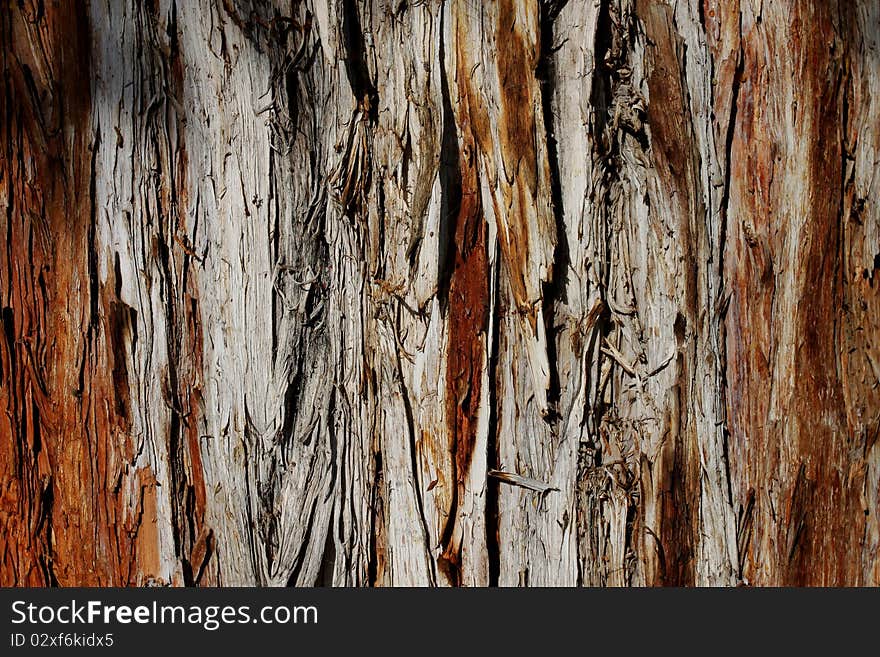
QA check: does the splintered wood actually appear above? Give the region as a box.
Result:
[1,0,878,586]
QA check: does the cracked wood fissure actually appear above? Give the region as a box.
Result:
[1,0,878,586]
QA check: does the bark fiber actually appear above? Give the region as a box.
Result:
[2,0,879,586]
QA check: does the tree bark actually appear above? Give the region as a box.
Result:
[1,0,878,586]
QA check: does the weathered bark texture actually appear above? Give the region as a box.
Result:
[2,0,878,586]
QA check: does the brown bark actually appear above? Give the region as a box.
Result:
[1,0,878,586]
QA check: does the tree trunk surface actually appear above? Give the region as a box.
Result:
[2,0,878,586]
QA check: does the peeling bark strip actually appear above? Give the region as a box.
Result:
[1,0,878,586]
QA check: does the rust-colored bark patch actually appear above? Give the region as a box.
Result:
[723,1,865,585]
[0,1,135,585]
[133,468,162,581]
[440,121,488,584]
[445,141,487,483]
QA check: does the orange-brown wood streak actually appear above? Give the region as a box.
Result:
[440,120,487,584]
[723,1,866,585]
[0,2,132,585]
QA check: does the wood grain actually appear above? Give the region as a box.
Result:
[1,0,877,586]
